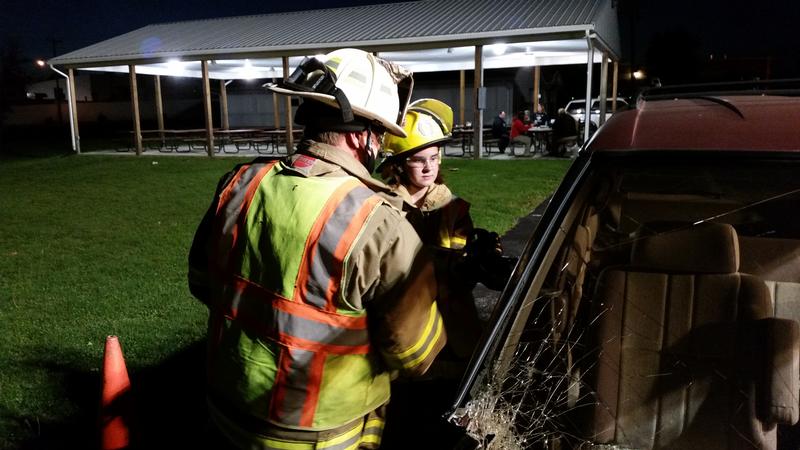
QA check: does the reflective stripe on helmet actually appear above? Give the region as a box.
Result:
[382,98,453,158]
[409,98,454,134]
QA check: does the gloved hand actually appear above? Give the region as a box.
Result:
[461,229,516,291]
[465,228,503,258]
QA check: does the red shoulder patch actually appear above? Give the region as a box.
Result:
[292,155,317,169]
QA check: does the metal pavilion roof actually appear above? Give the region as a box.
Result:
[48,0,620,78]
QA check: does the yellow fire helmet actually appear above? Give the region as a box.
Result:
[265,48,413,137]
[383,98,454,158]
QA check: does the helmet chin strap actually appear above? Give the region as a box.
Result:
[362,125,377,173]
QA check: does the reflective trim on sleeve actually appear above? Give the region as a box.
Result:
[358,417,385,447]
[316,418,365,449]
[249,416,367,450]
[386,301,444,371]
[261,439,314,450]
[450,235,467,248]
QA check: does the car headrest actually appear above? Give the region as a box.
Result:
[631,223,740,274]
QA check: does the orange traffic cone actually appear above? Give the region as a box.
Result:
[99,335,132,450]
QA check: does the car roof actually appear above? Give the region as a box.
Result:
[587,94,800,153]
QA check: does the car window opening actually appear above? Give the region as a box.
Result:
[455,157,800,448]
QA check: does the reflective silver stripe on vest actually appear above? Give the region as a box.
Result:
[303,185,376,309]
[219,163,269,237]
[224,278,369,352]
[274,307,369,349]
[275,348,314,426]
[216,163,272,270]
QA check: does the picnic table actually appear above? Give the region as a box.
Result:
[528,126,552,154]
[123,127,304,154]
[448,126,492,156]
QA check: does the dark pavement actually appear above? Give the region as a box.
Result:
[473,198,549,320]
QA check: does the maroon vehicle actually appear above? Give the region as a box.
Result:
[449,80,800,449]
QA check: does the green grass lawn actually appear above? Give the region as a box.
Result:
[0,153,570,449]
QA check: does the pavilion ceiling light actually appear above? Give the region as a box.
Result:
[166,59,185,74]
[238,59,257,80]
[491,44,507,56]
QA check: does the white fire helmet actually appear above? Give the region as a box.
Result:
[265,48,413,137]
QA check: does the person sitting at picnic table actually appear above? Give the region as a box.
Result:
[532,104,550,127]
[548,107,579,157]
[510,111,533,156]
[491,110,510,154]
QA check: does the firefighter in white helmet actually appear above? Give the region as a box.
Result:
[189,48,445,449]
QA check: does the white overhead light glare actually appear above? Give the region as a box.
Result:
[166,59,184,74]
[491,44,507,56]
[239,59,257,80]
[633,69,646,80]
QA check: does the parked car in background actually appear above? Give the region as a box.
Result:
[565,97,629,128]
[448,80,800,449]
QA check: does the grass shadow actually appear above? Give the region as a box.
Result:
[10,339,207,450]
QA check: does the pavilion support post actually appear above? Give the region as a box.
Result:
[472,45,483,160]
[459,70,465,126]
[583,35,595,144]
[598,52,609,126]
[533,65,541,114]
[154,75,165,141]
[612,61,619,112]
[283,56,293,153]
[67,68,80,153]
[220,80,230,131]
[128,65,142,156]
[272,82,281,129]
[201,60,214,157]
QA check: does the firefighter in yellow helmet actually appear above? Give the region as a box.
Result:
[188,49,445,450]
[377,99,515,448]
[380,99,514,359]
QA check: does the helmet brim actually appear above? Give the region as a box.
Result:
[375,136,450,173]
[266,83,407,137]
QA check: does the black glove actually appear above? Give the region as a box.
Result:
[462,229,516,291]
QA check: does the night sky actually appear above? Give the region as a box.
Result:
[1,0,798,79]
[1,0,386,59]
